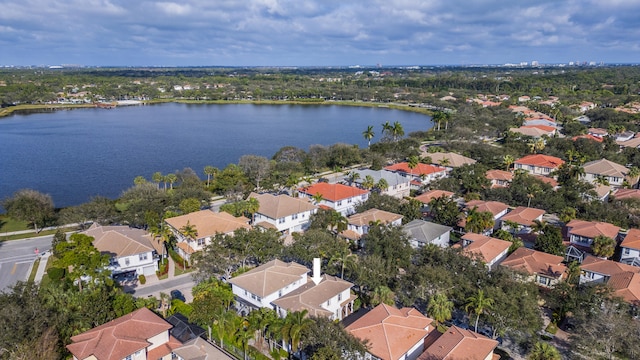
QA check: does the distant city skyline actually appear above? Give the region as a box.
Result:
[1,1,639,67]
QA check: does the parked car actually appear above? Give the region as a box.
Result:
[170,289,186,302]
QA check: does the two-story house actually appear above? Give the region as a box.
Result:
[345,208,403,240]
[620,228,640,267]
[298,182,369,216]
[458,233,512,270]
[345,303,434,360]
[565,219,620,247]
[403,219,452,249]
[581,159,634,188]
[424,152,476,169]
[83,223,161,277]
[384,162,447,187]
[460,200,510,235]
[499,206,545,234]
[165,210,251,261]
[485,169,513,188]
[580,256,640,306]
[513,154,564,176]
[352,169,411,199]
[501,247,567,288]
[418,325,499,360]
[248,193,317,234]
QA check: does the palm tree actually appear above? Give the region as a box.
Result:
[362,175,375,190]
[362,125,375,147]
[371,285,395,306]
[591,235,616,258]
[594,175,610,187]
[503,154,515,171]
[528,342,561,360]
[180,221,197,267]
[464,207,494,234]
[204,165,218,187]
[159,292,171,318]
[134,175,147,186]
[346,171,360,186]
[374,178,389,193]
[329,246,357,279]
[235,326,254,360]
[391,121,405,141]
[628,166,640,189]
[407,155,420,180]
[427,293,454,327]
[311,192,324,205]
[281,310,313,357]
[381,121,393,138]
[432,110,449,132]
[152,171,163,189]
[329,210,348,234]
[165,173,178,189]
[503,220,521,234]
[531,219,550,235]
[465,289,494,331]
[526,184,541,207]
[438,158,451,168]
[566,260,581,285]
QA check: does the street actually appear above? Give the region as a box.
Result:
[126,273,196,302]
[0,235,53,292]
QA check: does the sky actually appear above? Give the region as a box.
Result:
[1,0,639,67]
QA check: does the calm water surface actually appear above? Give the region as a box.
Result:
[0,103,432,208]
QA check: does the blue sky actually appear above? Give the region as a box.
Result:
[1,0,639,67]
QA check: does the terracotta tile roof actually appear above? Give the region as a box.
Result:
[566,219,620,239]
[461,233,511,265]
[617,137,640,148]
[83,223,156,257]
[165,210,251,239]
[501,247,567,279]
[299,182,369,202]
[339,229,362,240]
[345,304,434,360]
[347,208,403,227]
[533,175,559,187]
[67,308,172,360]
[248,192,317,219]
[272,274,354,318]
[424,152,477,167]
[414,190,455,204]
[613,188,640,200]
[465,200,509,218]
[228,259,309,297]
[580,256,640,277]
[172,336,235,360]
[608,272,640,305]
[621,228,640,250]
[176,241,196,255]
[146,335,182,360]
[588,128,608,136]
[572,134,604,143]
[485,170,513,182]
[385,162,447,176]
[499,206,545,226]
[510,126,556,138]
[514,154,564,169]
[418,325,498,360]
[582,159,629,178]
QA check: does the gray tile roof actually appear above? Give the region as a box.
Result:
[403,219,452,245]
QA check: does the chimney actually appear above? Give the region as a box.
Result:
[312,258,322,285]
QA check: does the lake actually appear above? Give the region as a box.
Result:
[0,103,432,208]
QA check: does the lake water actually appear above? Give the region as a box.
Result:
[0,103,432,208]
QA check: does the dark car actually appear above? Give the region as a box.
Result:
[170,290,186,302]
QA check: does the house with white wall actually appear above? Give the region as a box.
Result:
[298,182,369,216]
[352,169,411,199]
[83,223,161,277]
[580,255,640,306]
[513,154,564,176]
[418,326,499,360]
[346,208,403,237]
[384,162,447,187]
[620,228,640,267]
[581,159,633,188]
[501,247,567,288]
[499,207,545,234]
[248,192,317,234]
[403,219,452,248]
[459,233,511,269]
[565,219,620,247]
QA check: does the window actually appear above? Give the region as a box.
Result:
[138,253,148,261]
[125,258,130,266]
[125,356,132,360]
[197,238,205,246]
[292,214,298,220]
[327,298,331,306]
[361,195,367,200]
[537,276,549,286]
[624,248,631,255]
[279,217,285,224]
[544,167,550,173]
[279,290,283,297]
[347,198,352,203]
[337,200,342,206]
[528,165,534,171]
[338,293,342,301]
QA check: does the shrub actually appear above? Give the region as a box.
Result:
[139,274,146,284]
[47,267,65,282]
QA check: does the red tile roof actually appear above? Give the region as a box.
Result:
[566,219,620,240]
[385,162,447,176]
[299,182,369,202]
[501,247,567,280]
[465,200,510,217]
[67,308,173,360]
[514,154,564,169]
[572,134,604,143]
[499,206,545,226]
[613,188,640,201]
[346,304,434,360]
[485,170,513,182]
[621,228,640,250]
[460,233,511,265]
[521,125,557,133]
[418,325,498,360]
[414,190,455,204]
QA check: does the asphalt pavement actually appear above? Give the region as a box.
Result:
[0,235,53,292]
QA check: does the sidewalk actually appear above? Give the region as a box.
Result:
[33,251,52,283]
[2,223,86,238]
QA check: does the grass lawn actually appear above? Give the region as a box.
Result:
[0,215,30,233]
[28,258,41,282]
[0,226,79,242]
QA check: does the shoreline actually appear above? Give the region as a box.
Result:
[0,99,435,119]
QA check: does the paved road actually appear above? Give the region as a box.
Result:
[0,236,53,292]
[127,274,196,302]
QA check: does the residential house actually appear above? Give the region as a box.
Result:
[572,134,603,143]
[165,210,251,261]
[616,131,635,142]
[565,219,620,247]
[459,233,512,269]
[485,170,513,188]
[588,128,608,138]
[612,188,640,201]
[384,162,448,188]
[298,182,369,216]
[580,256,640,306]
[581,159,633,188]
[422,152,477,168]
[229,259,356,321]
[513,154,564,176]
[578,101,596,112]
[619,229,640,267]
[403,219,452,248]
[67,307,183,360]
[518,96,531,103]
[173,337,236,360]
[248,193,317,234]
[499,207,545,234]
[617,136,640,149]
[523,118,557,128]
[510,125,557,138]
[82,223,161,277]
[459,200,510,235]
[352,169,411,199]
[228,259,309,313]
[345,303,434,360]
[345,208,403,239]
[418,325,498,360]
[501,247,567,288]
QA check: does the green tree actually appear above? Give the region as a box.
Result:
[204,165,218,187]
[133,175,147,186]
[534,226,565,256]
[179,198,201,214]
[282,310,314,356]
[371,285,395,306]
[428,195,461,227]
[2,189,55,233]
[503,154,515,171]
[464,207,494,234]
[362,175,375,190]
[465,289,494,332]
[591,235,616,258]
[165,173,178,189]
[362,125,375,148]
[391,121,405,141]
[528,342,561,360]
[427,293,454,327]
[152,171,164,189]
[54,233,111,291]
